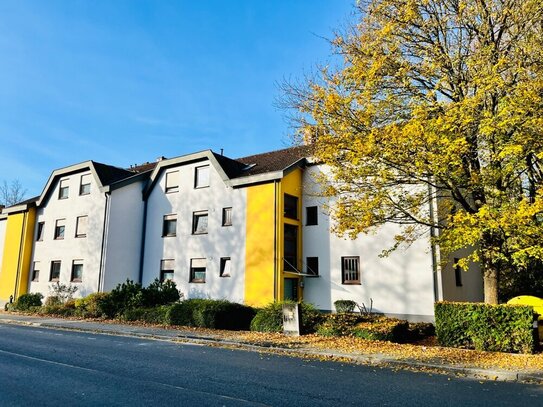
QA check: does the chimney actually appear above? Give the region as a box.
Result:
[220,148,224,156]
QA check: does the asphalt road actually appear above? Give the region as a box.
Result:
[0,324,541,406]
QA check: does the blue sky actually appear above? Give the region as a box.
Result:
[0,0,353,197]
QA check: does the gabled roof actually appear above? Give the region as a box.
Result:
[235,145,313,177]
[36,160,147,207]
[144,145,313,196]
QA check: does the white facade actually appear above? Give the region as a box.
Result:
[102,180,146,291]
[0,217,6,271]
[142,157,247,303]
[302,165,437,321]
[29,171,106,298]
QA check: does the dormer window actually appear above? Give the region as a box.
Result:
[79,174,91,195]
[59,179,69,199]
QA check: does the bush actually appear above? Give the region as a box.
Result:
[351,317,409,342]
[45,296,62,307]
[250,301,324,334]
[48,282,78,304]
[316,313,366,336]
[435,301,536,354]
[74,293,115,318]
[13,293,43,311]
[408,322,436,341]
[167,299,256,330]
[141,279,181,307]
[39,304,75,317]
[122,306,171,324]
[334,300,357,313]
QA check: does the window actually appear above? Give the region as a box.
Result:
[79,174,91,195]
[192,211,208,234]
[454,257,463,287]
[75,216,88,238]
[162,214,177,237]
[283,224,298,271]
[165,171,179,193]
[36,222,45,241]
[59,179,69,199]
[71,260,83,282]
[50,261,61,281]
[194,165,210,188]
[306,206,318,226]
[160,259,175,282]
[284,194,298,220]
[54,219,66,240]
[222,207,232,226]
[306,257,319,276]
[220,257,231,277]
[341,256,360,285]
[32,262,40,282]
[190,258,206,283]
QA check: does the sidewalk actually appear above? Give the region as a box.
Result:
[1,312,542,384]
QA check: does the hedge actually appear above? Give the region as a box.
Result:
[12,293,43,311]
[167,299,256,330]
[122,306,171,324]
[250,301,324,334]
[434,301,537,354]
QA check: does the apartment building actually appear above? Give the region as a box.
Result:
[0,146,483,320]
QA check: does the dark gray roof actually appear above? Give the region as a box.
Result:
[235,145,312,176]
[92,161,137,185]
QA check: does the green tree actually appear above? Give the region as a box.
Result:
[285,0,543,303]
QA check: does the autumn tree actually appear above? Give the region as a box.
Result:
[285,0,543,303]
[0,180,27,208]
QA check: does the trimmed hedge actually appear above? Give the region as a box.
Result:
[167,299,256,330]
[250,301,324,334]
[434,301,537,354]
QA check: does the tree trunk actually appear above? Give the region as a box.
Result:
[483,267,499,304]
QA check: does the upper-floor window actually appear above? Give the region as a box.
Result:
[58,179,69,200]
[162,214,177,237]
[220,257,231,277]
[194,165,210,188]
[79,174,91,195]
[75,216,88,238]
[341,256,360,285]
[36,222,45,241]
[306,206,318,226]
[50,261,61,282]
[32,261,40,282]
[160,259,175,282]
[284,194,298,220]
[165,171,179,193]
[454,257,463,287]
[192,211,208,234]
[71,260,83,282]
[222,207,232,227]
[54,219,66,240]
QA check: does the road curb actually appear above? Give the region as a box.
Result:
[1,317,542,384]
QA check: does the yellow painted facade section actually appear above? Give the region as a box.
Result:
[0,208,36,302]
[277,168,303,301]
[245,183,277,307]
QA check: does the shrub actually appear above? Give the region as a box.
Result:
[122,306,171,324]
[250,301,323,334]
[316,313,365,337]
[74,293,114,318]
[141,279,181,307]
[40,304,75,317]
[107,280,144,316]
[44,296,62,307]
[408,322,436,341]
[167,299,256,330]
[351,317,409,342]
[48,282,78,304]
[435,301,536,354]
[334,300,357,313]
[13,293,43,311]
